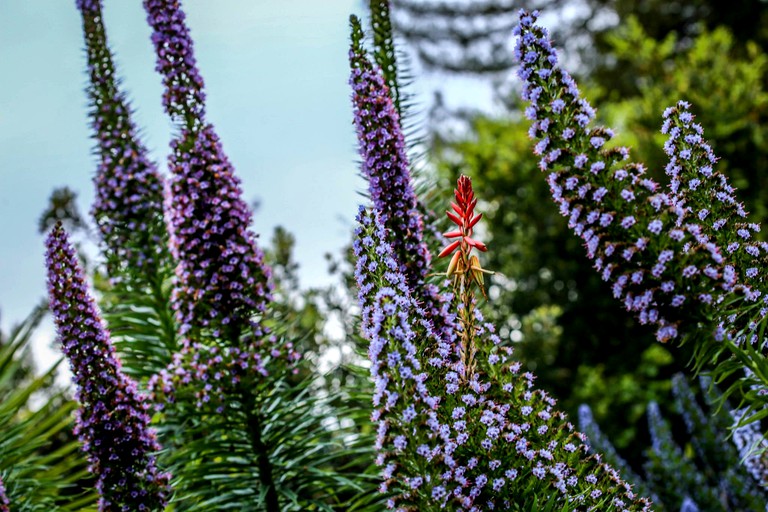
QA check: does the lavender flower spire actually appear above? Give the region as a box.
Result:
[45,223,170,511]
[143,0,298,409]
[143,0,272,338]
[644,402,716,508]
[354,205,651,510]
[77,0,166,285]
[143,0,205,125]
[671,374,767,507]
[349,16,454,342]
[514,10,768,347]
[0,475,8,512]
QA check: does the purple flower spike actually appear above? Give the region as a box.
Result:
[143,0,206,124]
[514,10,767,346]
[166,125,272,337]
[78,0,166,284]
[349,17,455,343]
[0,475,8,512]
[45,223,171,511]
[349,23,430,286]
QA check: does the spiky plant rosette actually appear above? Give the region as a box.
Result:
[45,223,171,511]
[514,11,768,405]
[77,0,167,287]
[353,192,652,509]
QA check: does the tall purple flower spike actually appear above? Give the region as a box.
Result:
[514,10,768,347]
[353,207,652,510]
[0,475,8,512]
[143,0,298,406]
[77,0,166,285]
[349,17,455,343]
[143,0,206,125]
[164,124,273,338]
[143,0,272,337]
[45,224,171,511]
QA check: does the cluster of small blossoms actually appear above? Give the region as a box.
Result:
[349,17,454,343]
[143,0,206,125]
[661,103,768,345]
[143,0,298,405]
[163,125,274,339]
[731,409,768,487]
[643,401,731,510]
[0,475,8,512]
[354,207,651,510]
[149,338,282,412]
[578,405,657,503]
[514,10,766,345]
[45,224,171,511]
[77,0,167,285]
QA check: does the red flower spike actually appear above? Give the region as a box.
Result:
[468,213,482,229]
[437,174,489,265]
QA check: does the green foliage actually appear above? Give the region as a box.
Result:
[0,306,97,511]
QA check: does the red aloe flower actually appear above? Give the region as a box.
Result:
[440,175,487,258]
[439,175,491,291]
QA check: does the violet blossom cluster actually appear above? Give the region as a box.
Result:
[143,0,205,125]
[45,224,170,511]
[0,475,8,512]
[77,0,167,285]
[349,16,454,343]
[514,10,768,346]
[354,207,651,510]
[143,0,297,408]
[731,409,768,487]
[143,0,272,337]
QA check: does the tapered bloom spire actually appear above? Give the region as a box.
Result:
[143,0,206,125]
[143,0,272,338]
[45,223,170,510]
[514,10,767,347]
[349,18,431,287]
[349,16,454,343]
[77,0,166,285]
[143,0,297,407]
[354,205,651,509]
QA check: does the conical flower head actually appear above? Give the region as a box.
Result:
[78,0,167,285]
[349,16,455,344]
[142,0,275,338]
[349,16,431,288]
[165,125,272,337]
[353,207,651,510]
[45,223,170,511]
[514,10,768,346]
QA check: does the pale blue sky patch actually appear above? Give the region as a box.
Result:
[0,0,364,332]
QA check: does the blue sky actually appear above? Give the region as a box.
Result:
[0,1,369,331]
